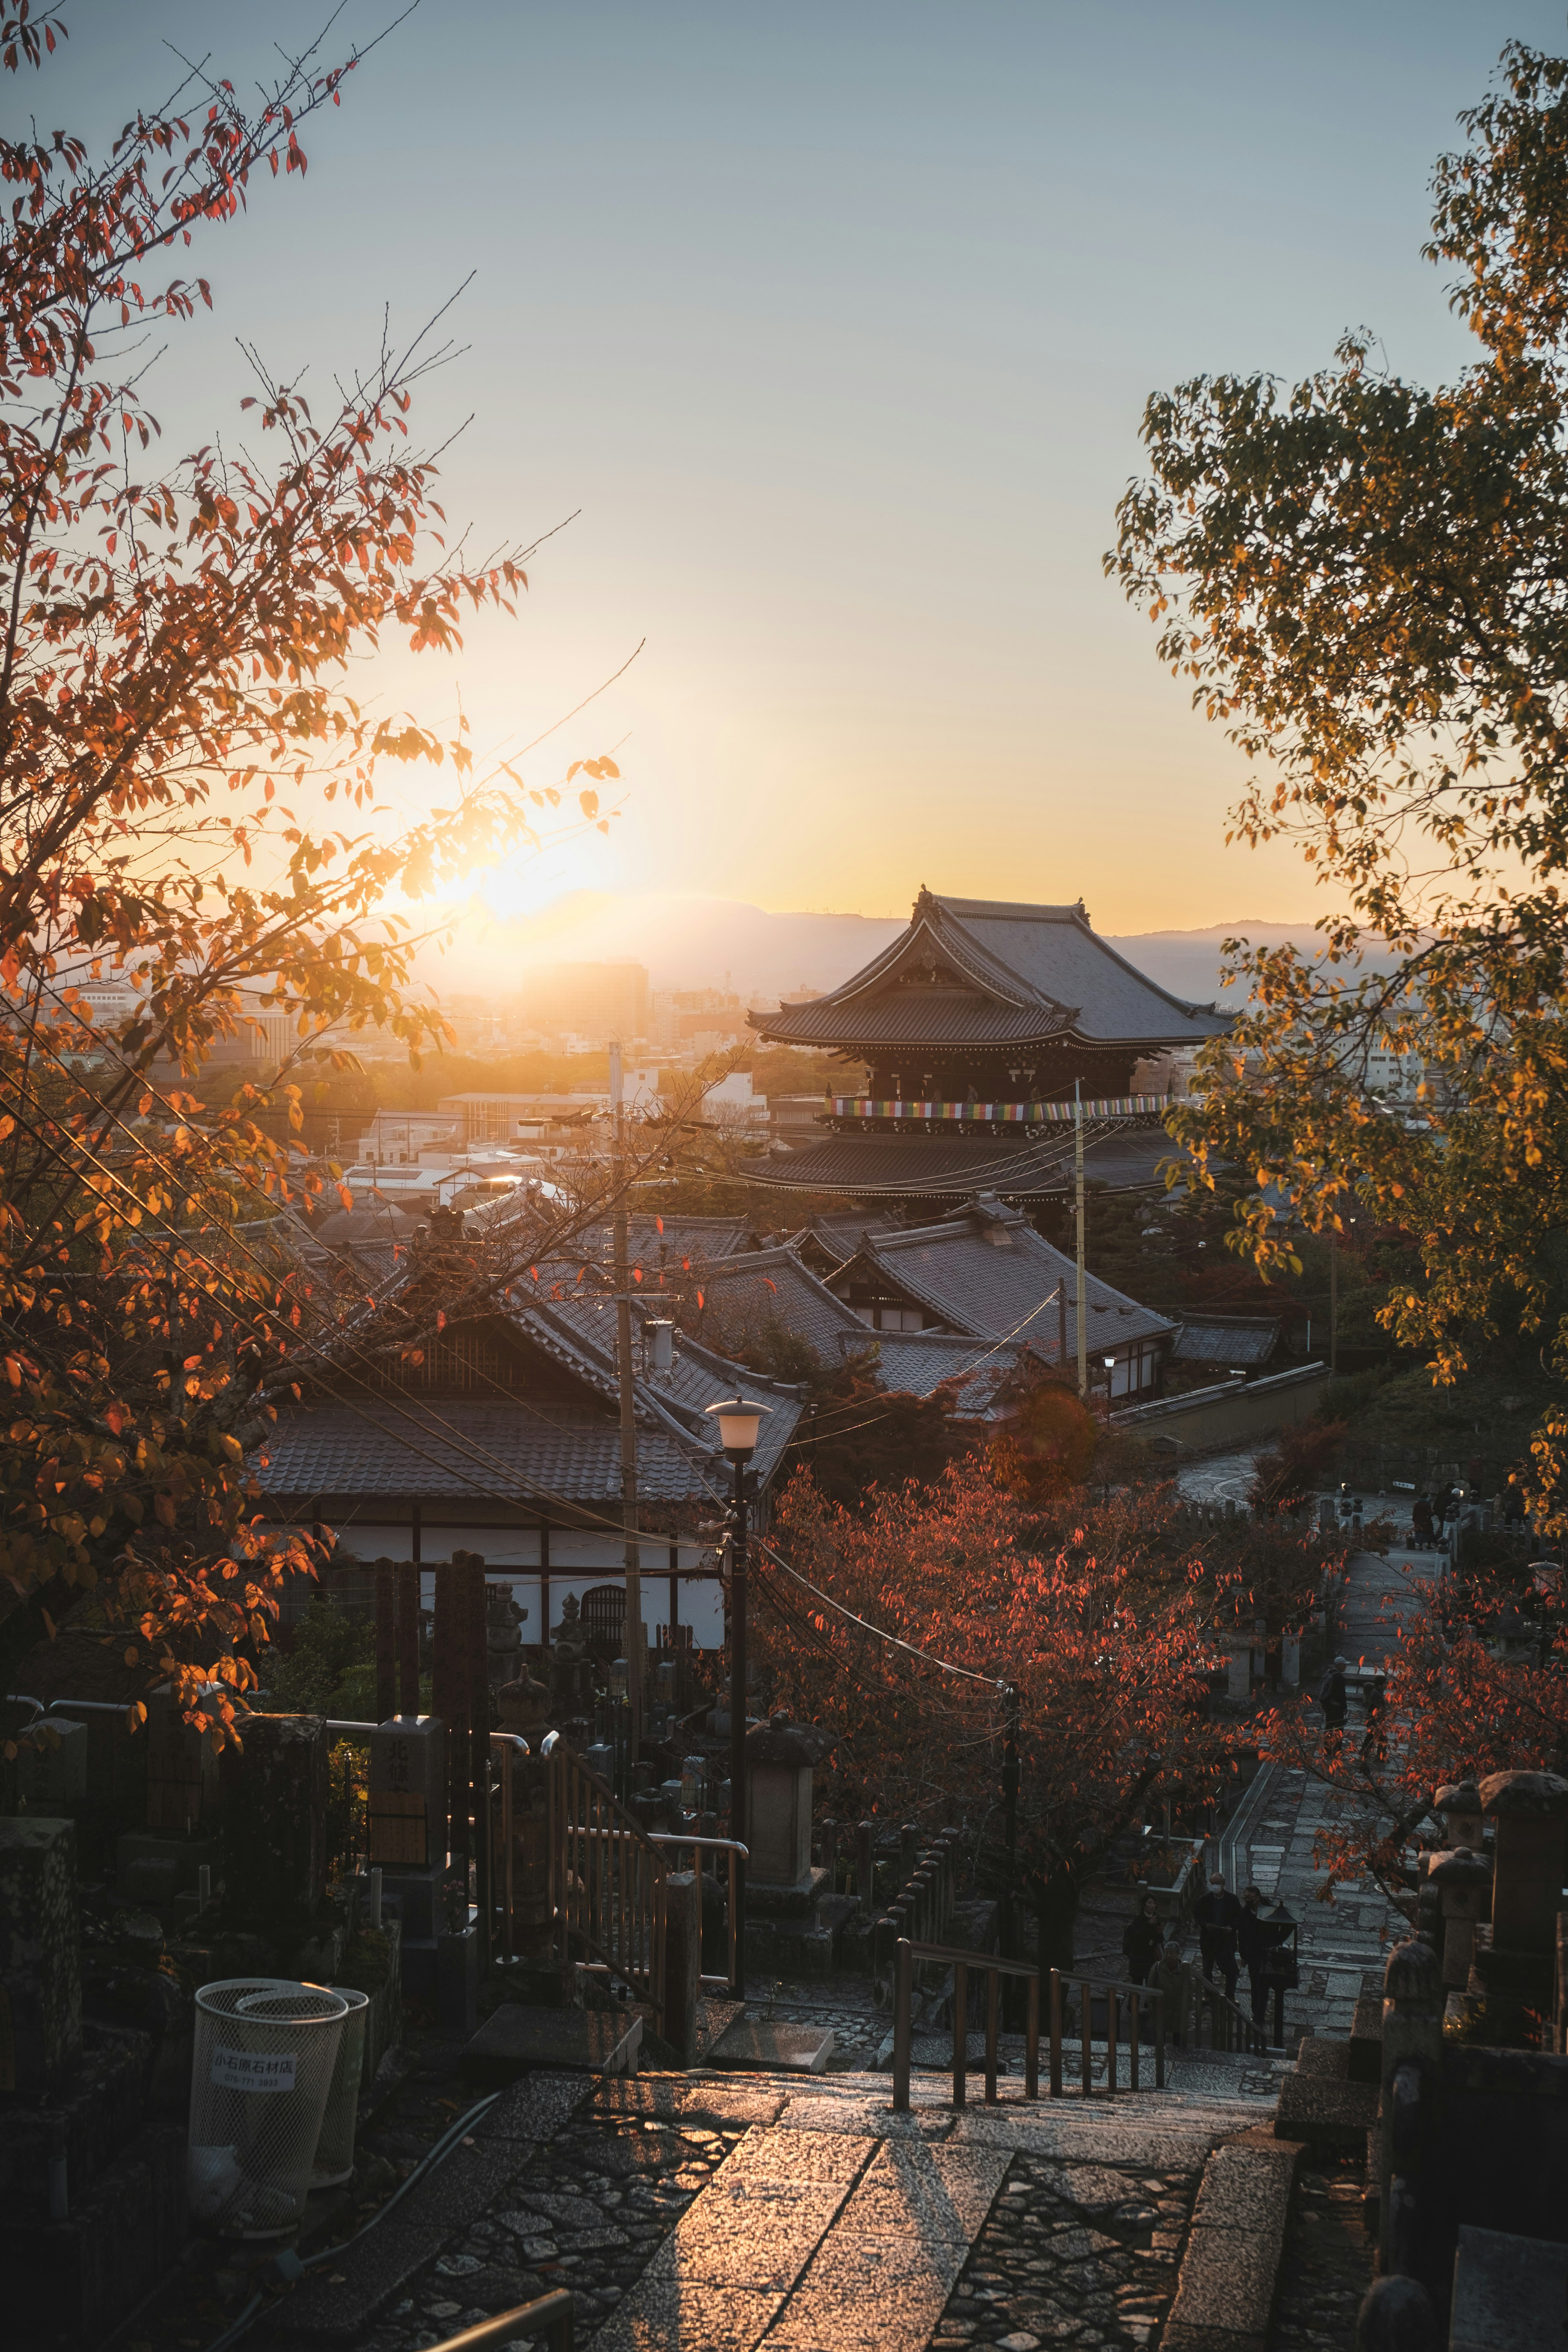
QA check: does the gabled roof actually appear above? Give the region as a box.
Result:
[750,891,1231,1053]
[829,1202,1175,1358]
[1170,1315,1282,1369]
[685,1243,869,1362]
[254,1281,802,1515]
[834,1328,1043,1419]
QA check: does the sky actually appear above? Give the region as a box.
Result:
[40,2,1568,939]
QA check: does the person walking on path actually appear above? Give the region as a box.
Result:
[1237,1885,1270,2027]
[1195,1873,1243,2003]
[1318,1653,1349,1754]
[1122,1893,1163,1986]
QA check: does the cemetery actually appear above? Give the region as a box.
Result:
[0,1499,1564,2352]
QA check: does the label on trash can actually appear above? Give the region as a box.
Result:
[211,2045,297,2093]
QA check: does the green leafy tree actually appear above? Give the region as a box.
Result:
[1111,38,1568,1527]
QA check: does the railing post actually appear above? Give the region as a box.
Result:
[985,1966,1000,2105]
[1049,1968,1062,2097]
[953,1958,968,2107]
[857,1817,875,1908]
[1081,1978,1092,2098]
[892,1938,913,2113]
[1155,1987,1165,2089]
[1130,1990,1140,2094]
[1026,1969,1040,2101]
[1106,1980,1118,2096]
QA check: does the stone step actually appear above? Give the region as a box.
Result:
[584,2067,1280,2352]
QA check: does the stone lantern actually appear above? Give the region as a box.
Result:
[1426,1846,1492,1990]
[1433,1780,1483,1852]
[497,1668,551,1744]
[1479,1770,1568,1956]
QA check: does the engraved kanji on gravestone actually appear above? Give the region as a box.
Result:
[368,1713,447,1866]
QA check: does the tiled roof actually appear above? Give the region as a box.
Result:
[255,1400,737,1510]
[1170,1316,1282,1369]
[842,1207,1175,1357]
[751,894,1231,1052]
[690,1245,868,1363]
[835,1329,1040,1418]
[254,1282,802,1514]
[754,992,1070,1047]
[742,1125,1175,1198]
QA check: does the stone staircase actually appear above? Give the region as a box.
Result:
[579,2066,1291,2352]
[234,2045,1307,2352]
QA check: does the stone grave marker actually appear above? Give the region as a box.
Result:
[0,1816,82,2092]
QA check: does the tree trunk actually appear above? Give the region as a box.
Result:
[1033,1869,1078,1973]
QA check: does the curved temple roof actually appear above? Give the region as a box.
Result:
[751,890,1231,1055]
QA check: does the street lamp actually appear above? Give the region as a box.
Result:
[1258,1897,1299,2048]
[705,1394,772,1997]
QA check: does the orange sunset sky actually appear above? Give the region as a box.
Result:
[58,2,1563,940]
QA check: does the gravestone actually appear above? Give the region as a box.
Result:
[16,1717,88,1813]
[1480,1769,1568,1954]
[1227,1643,1251,1700]
[366,1714,447,1996]
[742,1715,849,1978]
[143,1685,220,1830]
[368,1714,447,1868]
[218,1714,330,1938]
[0,1817,82,2092]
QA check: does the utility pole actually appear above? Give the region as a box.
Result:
[1329,1223,1339,1376]
[1074,1081,1088,1398]
[609,1041,644,1751]
[1000,1682,1020,2020]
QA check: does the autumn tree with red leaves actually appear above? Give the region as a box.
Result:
[0,10,628,1730]
[1256,1569,1568,1906]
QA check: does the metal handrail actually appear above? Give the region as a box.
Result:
[648,1832,749,1997]
[420,2290,573,2351]
[489,1732,532,1962]
[891,1938,1042,2114]
[1190,1973,1269,2056]
[548,1744,668,2020]
[1047,1969,1167,2098]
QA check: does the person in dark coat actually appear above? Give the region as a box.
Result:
[1194,1873,1243,2002]
[1122,1893,1163,1986]
[1411,1496,1434,1547]
[1318,1654,1349,1753]
[1237,1885,1270,2026]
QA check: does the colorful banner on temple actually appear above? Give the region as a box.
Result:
[827,1096,1169,1122]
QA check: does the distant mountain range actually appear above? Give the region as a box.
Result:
[437,893,1367,1007]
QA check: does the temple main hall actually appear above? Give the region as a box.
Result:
[744,889,1231,1207]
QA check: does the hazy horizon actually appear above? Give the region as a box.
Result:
[45,4,1562,932]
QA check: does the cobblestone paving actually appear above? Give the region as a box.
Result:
[1270,2155,1374,2352]
[932,2151,1200,2351]
[365,2104,749,2350]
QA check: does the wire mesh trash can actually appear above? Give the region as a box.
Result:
[189,1979,348,2237]
[310,1984,370,2187]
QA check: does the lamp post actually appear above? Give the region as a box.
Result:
[1259,1897,1299,2048]
[706,1394,772,1998]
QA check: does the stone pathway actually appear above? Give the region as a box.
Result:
[583,2069,1272,2352]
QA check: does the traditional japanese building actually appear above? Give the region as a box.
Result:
[744,888,1230,1207]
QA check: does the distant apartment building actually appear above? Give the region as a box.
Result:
[360,1110,464,1165]
[518,960,649,1044]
